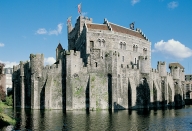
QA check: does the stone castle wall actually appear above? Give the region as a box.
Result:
[13,16,185,110]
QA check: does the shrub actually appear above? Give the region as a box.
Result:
[5,95,13,106]
[0,86,6,102]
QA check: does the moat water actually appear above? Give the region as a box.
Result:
[2,106,192,131]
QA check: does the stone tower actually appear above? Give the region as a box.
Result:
[30,54,44,109]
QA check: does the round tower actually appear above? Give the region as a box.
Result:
[30,54,44,78]
[169,63,183,80]
[139,56,149,74]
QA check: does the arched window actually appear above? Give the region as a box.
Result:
[133,44,138,52]
[120,42,123,49]
[134,58,137,64]
[135,44,138,52]
[102,39,105,47]
[143,47,147,55]
[98,39,101,46]
[123,42,126,50]
[122,56,124,62]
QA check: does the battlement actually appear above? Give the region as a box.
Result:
[77,16,92,24]
[104,18,112,31]
[30,53,44,59]
[63,50,81,57]
[136,28,149,41]
[158,61,165,65]
[151,68,159,73]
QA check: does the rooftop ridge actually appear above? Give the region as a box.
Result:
[108,22,139,33]
[87,23,107,26]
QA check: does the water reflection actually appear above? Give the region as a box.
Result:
[3,106,192,130]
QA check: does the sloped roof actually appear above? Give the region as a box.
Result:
[57,43,63,50]
[169,63,184,69]
[109,23,145,39]
[86,22,145,40]
[86,24,109,30]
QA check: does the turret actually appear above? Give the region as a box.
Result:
[68,16,93,50]
[56,43,63,61]
[139,56,149,74]
[157,61,166,77]
[169,63,184,80]
[30,54,44,78]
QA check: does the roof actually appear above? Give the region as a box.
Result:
[86,24,109,30]
[86,22,145,40]
[169,63,184,69]
[109,23,145,40]
[57,43,63,50]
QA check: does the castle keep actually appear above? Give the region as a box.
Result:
[13,16,185,110]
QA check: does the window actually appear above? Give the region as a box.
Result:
[90,41,94,50]
[98,39,101,46]
[134,58,137,64]
[95,62,97,67]
[133,44,138,52]
[120,43,123,49]
[123,42,126,50]
[186,84,190,91]
[122,56,124,62]
[143,48,147,55]
[120,42,126,50]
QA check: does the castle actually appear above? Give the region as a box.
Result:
[13,16,185,110]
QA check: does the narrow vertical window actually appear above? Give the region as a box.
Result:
[134,58,137,64]
[122,56,124,62]
[90,41,94,51]
[98,39,101,46]
[135,45,138,52]
[95,62,97,67]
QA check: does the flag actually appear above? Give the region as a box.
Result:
[78,3,81,14]
[67,16,72,25]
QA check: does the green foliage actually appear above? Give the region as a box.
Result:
[0,85,6,101]
[75,86,83,96]
[0,101,6,113]
[0,103,3,113]
[0,113,16,126]
[0,101,16,126]
[5,95,13,106]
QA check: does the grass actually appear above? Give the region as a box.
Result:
[0,101,16,127]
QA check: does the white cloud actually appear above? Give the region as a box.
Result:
[131,0,140,5]
[154,39,192,59]
[0,60,19,68]
[44,57,56,66]
[36,23,63,35]
[0,43,5,47]
[49,23,63,35]
[168,1,178,9]
[36,28,47,34]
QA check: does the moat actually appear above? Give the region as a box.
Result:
[2,106,192,130]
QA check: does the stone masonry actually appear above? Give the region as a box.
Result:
[13,16,185,110]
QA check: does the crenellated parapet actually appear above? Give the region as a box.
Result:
[136,28,149,41]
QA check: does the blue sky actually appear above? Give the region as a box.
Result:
[0,0,192,74]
